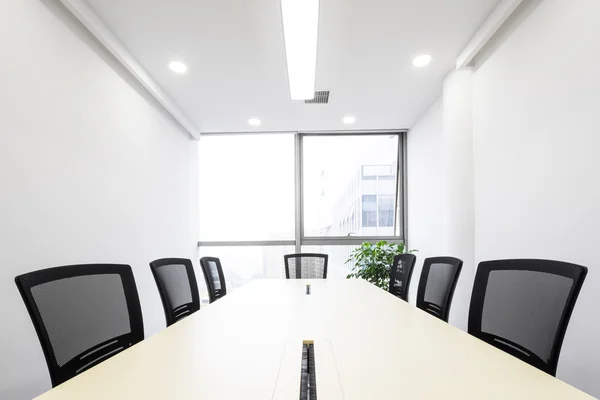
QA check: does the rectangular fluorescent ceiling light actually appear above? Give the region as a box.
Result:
[280,0,320,100]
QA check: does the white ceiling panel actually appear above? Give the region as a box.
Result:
[83,0,501,133]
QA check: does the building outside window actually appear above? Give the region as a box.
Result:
[198,132,405,293]
[378,194,395,227]
[362,195,377,227]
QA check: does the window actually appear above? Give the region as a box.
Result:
[361,166,378,180]
[362,195,377,227]
[198,246,294,302]
[198,132,405,289]
[303,135,400,237]
[198,134,295,241]
[378,195,395,227]
[377,165,396,180]
[361,194,394,229]
[362,165,396,181]
[301,245,359,279]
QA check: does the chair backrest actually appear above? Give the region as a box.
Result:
[15,264,144,387]
[416,257,463,322]
[284,253,328,279]
[199,257,227,303]
[468,259,587,376]
[389,254,417,301]
[149,258,200,327]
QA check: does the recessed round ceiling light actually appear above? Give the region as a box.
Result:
[169,61,188,74]
[412,54,432,68]
[343,116,356,124]
[248,118,261,126]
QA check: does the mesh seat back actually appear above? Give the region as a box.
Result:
[416,257,463,322]
[469,259,587,376]
[150,258,200,326]
[15,264,144,387]
[284,254,328,279]
[199,257,227,303]
[389,254,417,300]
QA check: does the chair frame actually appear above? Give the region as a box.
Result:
[199,257,227,303]
[15,264,144,387]
[150,258,200,327]
[416,257,463,322]
[468,259,587,376]
[389,253,417,301]
[284,253,329,279]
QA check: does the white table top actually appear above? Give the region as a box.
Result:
[35,279,594,399]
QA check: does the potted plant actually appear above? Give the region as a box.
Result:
[346,241,416,289]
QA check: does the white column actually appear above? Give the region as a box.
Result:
[442,69,475,330]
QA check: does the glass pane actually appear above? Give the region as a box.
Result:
[378,195,395,227]
[303,135,399,237]
[198,134,295,241]
[198,246,294,304]
[301,245,359,279]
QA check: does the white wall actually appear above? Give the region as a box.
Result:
[407,71,476,329]
[406,99,445,304]
[408,0,600,396]
[0,1,199,399]
[441,70,475,330]
[472,0,600,395]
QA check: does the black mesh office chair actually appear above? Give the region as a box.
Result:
[416,257,463,322]
[468,259,587,376]
[15,264,144,387]
[389,254,417,301]
[284,253,328,279]
[199,257,227,303]
[150,258,200,327]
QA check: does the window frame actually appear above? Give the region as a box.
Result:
[198,130,408,252]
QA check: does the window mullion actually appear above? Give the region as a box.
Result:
[295,132,302,253]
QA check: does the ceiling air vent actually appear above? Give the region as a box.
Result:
[305,91,330,104]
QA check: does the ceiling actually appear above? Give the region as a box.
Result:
[84,0,501,133]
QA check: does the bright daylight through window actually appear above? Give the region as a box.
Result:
[198,134,295,242]
[303,134,400,236]
[198,132,404,295]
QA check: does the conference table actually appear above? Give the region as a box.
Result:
[35,279,593,399]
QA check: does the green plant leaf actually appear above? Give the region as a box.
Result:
[344,240,417,290]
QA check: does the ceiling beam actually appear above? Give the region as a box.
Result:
[58,0,201,139]
[456,0,525,69]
